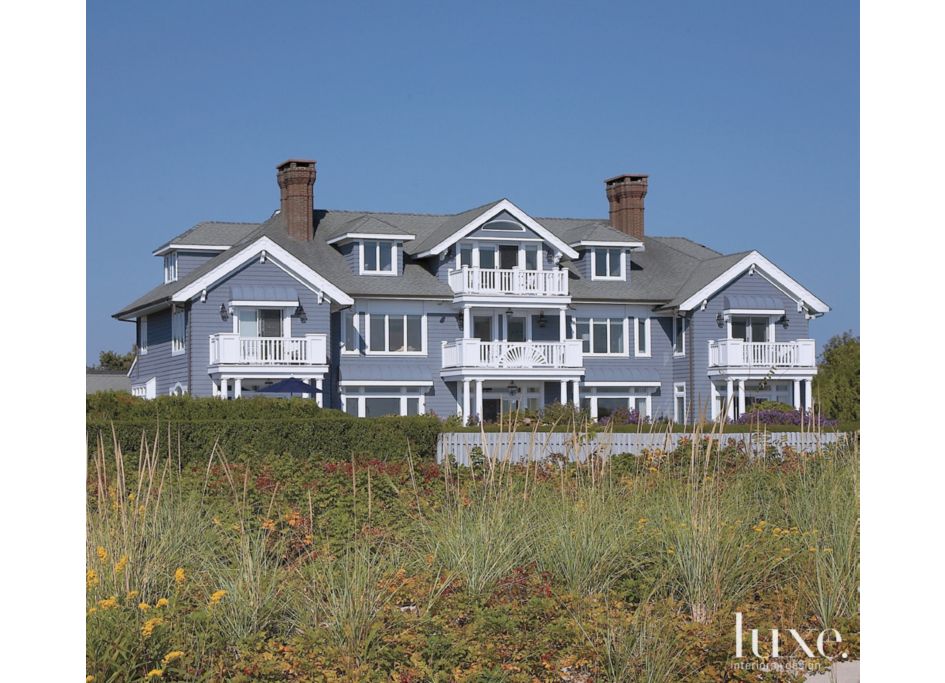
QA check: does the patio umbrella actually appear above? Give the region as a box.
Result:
[256,378,321,397]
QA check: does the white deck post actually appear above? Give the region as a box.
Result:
[559,309,566,342]
[560,380,568,405]
[793,380,802,410]
[220,377,229,400]
[234,377,242,399]
[211,379,219,398]
[737,379,746,417]
[726,379,734,420]
[315,378,324,407]
[474,379,483,423]
[571,380,580,408]
[710,382,719,420]
[463,306,472,339]
[804,379,813,413]
[462,379,471,424]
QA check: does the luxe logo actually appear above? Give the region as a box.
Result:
[734,612,846,659]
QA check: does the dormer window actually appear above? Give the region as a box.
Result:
[360,240,396,275]
[163,252,178,283]
[591,248,624,280]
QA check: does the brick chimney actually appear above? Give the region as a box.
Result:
[277,159,316,240]
[605,174,648,239]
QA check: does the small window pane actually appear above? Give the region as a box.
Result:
[389,316,405,351]
[365,397,401,417]
[406,315,422,351]
[634,397,647,417]
[473,315,493,342]
[593,321,608,354]
[594,249,607,277]
[609,319,624,354]
[379,242,393,271]
[479,247,496,269]
[598,397,625,419]
[608,249,622,276]
[344,313,360,351]
[577,320,590,353]
[406,397,420,416]
[363,241,378,270]
[370,315,386,352]
[731,318,748,341]
[460,244,473,267]
[637,319,647,353]
[525,245,538,270]
[344,398,359,416]
[751,319,768,343]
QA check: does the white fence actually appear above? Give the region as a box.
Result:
[436,430,852,465]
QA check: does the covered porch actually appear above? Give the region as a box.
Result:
[709,373,815,420]
[445,373,583,424]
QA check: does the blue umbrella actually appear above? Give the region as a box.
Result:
[256,378,321,397]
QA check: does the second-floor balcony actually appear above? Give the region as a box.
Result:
[209,333,328,367]
[442,338,583,370]
[708,339,816,370]
[448,267,569,298]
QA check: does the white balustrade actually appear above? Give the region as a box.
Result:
[441,338,583,369]
[448,267,568,296]
[707,339,816,368]
[209,333,327,366]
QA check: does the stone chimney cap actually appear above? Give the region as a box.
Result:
[605,173,649,185]
[277,159,316,170]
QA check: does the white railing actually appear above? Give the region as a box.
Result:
[708,339,816,368]
[448,267,569,297]
[209,333,328,366]
[442,338,583,369]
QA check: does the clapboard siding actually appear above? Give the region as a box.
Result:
[131,307,187,395]
[176,250,222,278]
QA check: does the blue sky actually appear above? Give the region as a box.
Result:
[87,1,858,364]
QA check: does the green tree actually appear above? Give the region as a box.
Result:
[813,332,859,422]
[97,348,136,373]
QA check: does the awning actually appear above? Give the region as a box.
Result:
[582,365,661,384]
[722,295,784,311]
[229,285,299,303]
[339,363,434,384]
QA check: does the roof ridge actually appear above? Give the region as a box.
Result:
[318,199,503,220]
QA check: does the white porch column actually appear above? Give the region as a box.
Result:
[560,379,568,404]
[804,379,813,413]
[559,309,566,342]
[793,380,802,410]
[220,378,229,400]
[211,379,219,398]
[571,380,580,408]
[726,379,734,420]
[710,382,719,420]
[474,379,483,423]
[234,377,242,399]
[462,379,471,423]
[315,379,324,407]
[737,379,746,417]
[463,305,472,339]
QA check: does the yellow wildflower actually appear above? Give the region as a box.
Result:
[87,569,99,589]
[174,567,186,584]
[97,595,118,610]
[824,547,833,553]
[162,651,184,665]
[808,547,817,553]
[87,607,97,616]
[127,590,139,599]
[155,598,169,608]
[262,518,276,531]
[212,516,221,526]
[145,669,163,679]
[141,617,164,638]
[96,546,107,561]
[285,510,302,527]
[209,589,227,605]
[86,677,95,683]
[114,555,129,574]
[139,602,151,611]
[303,533,314,546]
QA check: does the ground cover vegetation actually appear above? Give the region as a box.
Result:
[87,417,859,682]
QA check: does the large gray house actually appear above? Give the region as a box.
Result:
[115,159,829,423]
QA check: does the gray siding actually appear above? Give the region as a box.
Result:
[177,250,222,278]
[130,307,187,395]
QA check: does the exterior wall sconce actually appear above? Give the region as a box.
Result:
[505,308,514,317]
[537,312,547,328]
[219,304,229,322]
[294,303,307,323]
[716,312,724,327]
[506,381,519,396]
[455,313,464,331]
[777,314,789,328]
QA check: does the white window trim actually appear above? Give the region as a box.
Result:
[634,317,651,357]
[585,386,655,422]
[232,306,293,337]
[359,239,398,276]
[726,314,775,343]
[171,307,186,356]
[572,316,628,356]
[454,241,546,271]
[341,310,361,354]
[590,247,626,281]
[139,316,149,355]
[364,312,427,355]
[132,377,157,400]
[673,316,687,356]
[673,383,687,423]
[169,382,187,396]
[164,252,178,283]
[340,385,428,417]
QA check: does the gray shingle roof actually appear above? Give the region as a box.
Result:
[116,202,761,319]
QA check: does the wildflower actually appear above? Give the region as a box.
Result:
[285,510,302,527]
[97,596,118,610]
[212,515,221,526]
[808,547,817,553]
[262,518,276,531]
[824,547,833,553]
[209,589,227,605]
[141,617,164,638]
[86,569,99,589]
[86,677,95,682]
[127,590,139,600]
[145,669,163,679]
[162,651,184,665]
[87,607,97,616]
[303,534,314,546]
[114,555,128,574]
[155,598,169,608]
[96,546,107,561]
[174,567,186,584]
[139,602,151,611]
[667,547,675,555]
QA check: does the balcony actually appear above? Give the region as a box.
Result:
[708,339,816,370]
[448,267,569,298]
[442,338,583,370]
[209,333,328,367]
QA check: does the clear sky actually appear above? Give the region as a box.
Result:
[87,1,858,365]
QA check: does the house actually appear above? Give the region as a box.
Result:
[114,159,829,423]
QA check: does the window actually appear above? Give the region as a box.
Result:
[342,311,361,353]
[342,387,427,416]
[573,317,625,355]
[367,313,424,353]
[171,308,186,355]
[592,248,623,279]
[138,316,148,355]
[459,244,474,268]
[361,240,395,274]
[473,315,494,341]
[237,308,284,338]
[730,316,770,343]
[634,317,651,357]
[674,383,687,423]
[365,397,401,417]
[478,245,496,269]
[673,316,687,355]
[524,244,539,270]
[585,386,654,421]
[163,252,178,283]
